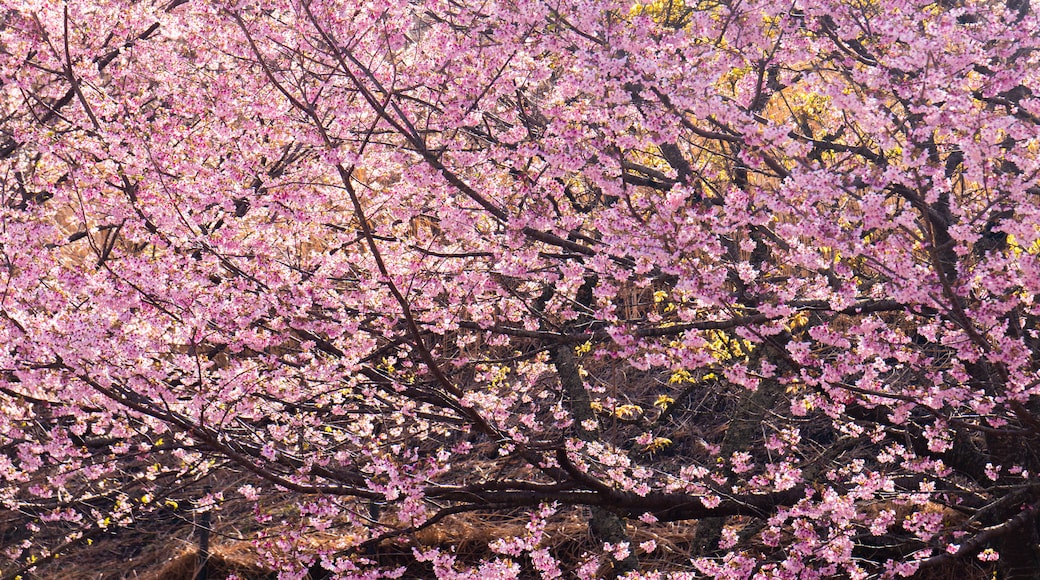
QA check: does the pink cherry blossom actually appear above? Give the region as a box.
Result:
[2,0,1040,578]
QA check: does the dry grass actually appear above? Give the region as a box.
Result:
[140,543,276,580]
[24,501,999,580]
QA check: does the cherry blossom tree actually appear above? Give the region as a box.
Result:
[2,0,1040,578]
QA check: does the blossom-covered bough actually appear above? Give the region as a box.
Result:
[1,0,1040,578]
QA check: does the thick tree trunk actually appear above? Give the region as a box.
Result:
[996,527,1040,580]
[692,365,784,555]
[552,345,638,577]
[986,431,1040,580]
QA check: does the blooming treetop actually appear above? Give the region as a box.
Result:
[1,0,1040,578]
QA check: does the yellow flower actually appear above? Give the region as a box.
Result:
[654,394,675,409]
[645,437,672,453]
[669,369,694,384]
[614,404,643,420]
[787,311,810,333]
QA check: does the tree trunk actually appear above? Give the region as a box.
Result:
[986,431,1040,580]
[692,380,783,554]
[552,345,638,577]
